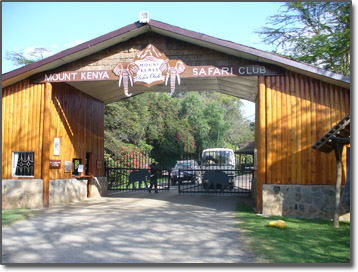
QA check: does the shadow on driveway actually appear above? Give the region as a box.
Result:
[2,188,256,263]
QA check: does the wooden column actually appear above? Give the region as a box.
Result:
[256,76,267,213]
[332,138,349,228]
[42,83,52,207]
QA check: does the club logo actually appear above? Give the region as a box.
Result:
[112,44,186,97]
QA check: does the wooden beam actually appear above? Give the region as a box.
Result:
[333,140,344,228]
[42,83,52,207]
[256,76,266,213]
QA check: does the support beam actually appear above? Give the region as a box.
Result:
[255,76,266,213]
[42,83,52,207]
[333,141,344,228]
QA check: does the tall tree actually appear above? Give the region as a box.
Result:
[257,2,350,75]
[5,47,52,66]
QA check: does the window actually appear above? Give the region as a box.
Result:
[12,152,34,177]
[72,158,82,176]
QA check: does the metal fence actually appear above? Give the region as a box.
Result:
[105,149,253,195]
[105,152,170,192]
[176,169,252,196]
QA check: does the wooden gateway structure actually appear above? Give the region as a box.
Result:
[2,19,350,218]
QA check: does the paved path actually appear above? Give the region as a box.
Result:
[2,188,256,263]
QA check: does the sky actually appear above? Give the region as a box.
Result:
[2,1,286,121]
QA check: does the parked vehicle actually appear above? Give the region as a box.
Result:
[201,148,236,188]
[170,160,201,185]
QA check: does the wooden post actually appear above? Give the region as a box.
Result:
[256,76,267,213]
[333,141,344,228]
[42,83,52,207]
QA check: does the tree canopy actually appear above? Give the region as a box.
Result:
[257,2,350,76]
[5,47,51,66]
[104,92,254,167]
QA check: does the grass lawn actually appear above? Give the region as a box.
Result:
[236,203,351,263]
[2,208,42,227]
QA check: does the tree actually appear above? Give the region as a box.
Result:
[5,47,52,66]
[257,2,350,76]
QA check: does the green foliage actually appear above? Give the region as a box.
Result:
[257,2,350,76]
[104,91,255,167]
[5,47,52,67]
[236,203,351,263]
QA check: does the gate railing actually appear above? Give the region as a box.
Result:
[105,152,170,192]
[177,168,253,196]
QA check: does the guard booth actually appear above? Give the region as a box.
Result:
[2,19,350,219]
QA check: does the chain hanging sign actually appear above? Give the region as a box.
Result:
[32,44,284,97]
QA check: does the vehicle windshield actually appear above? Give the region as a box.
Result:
[202,150,234,166]
[174,162,194,169]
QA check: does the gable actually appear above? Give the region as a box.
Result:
[3,19,350,104]
[29,32,287,103]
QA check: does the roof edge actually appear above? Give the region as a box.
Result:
[2,21,147,82]
[2,19,350,88]
[147,20,350,86]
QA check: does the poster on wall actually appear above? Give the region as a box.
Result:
[54,138,60,156]
[64,161,71,172]
[78,164,84,173]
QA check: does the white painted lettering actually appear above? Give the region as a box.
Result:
[198,68,206,76]
[213,68,221,76]
[103,72,110,79]
[208,67,214,75]
[222,67,229,75]
[81,72,86,80]
[193,68,198,76]
[260,66,266,74]
[238,67,245,75]
[45,74,53,81]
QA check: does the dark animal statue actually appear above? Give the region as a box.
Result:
[127,169,150,189]
[202,171,230,192]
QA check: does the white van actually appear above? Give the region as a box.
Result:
[201,148,235,179]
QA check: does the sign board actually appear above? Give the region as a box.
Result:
[54,137,60,156]
[31,44,284,97]
[96,160,102,169]
[64,161,72,172]
[50,160,61,169]
[78,164,84,173]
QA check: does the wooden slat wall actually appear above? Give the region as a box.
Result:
[258,71,350,186]
[49,82,104,179]
[2,80,44,179]
[2,80,105,180]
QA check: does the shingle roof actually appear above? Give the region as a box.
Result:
[2,19,350,89]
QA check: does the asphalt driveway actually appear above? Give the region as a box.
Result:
[2,188,256,263]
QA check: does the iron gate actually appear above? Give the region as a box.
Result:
[105,149,253,196]
[105,152,170,192]
[170,151,253,196]
[177,169,252,196]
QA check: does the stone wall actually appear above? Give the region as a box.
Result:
[2,179,44,209]
[49,179,88,207]
[2,177,108,209]
[262,184,350,219]
[90,177,108,198]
